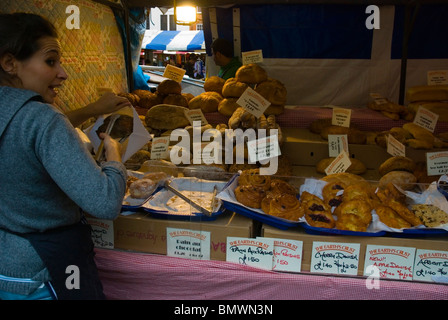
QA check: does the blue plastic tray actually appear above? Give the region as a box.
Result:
[301,223,386,237]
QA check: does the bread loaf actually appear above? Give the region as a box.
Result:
[145,104,190,130]
[235,63,268,84]
[406,85,448,102]
[204,76,225,94]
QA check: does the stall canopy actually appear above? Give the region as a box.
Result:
[142,30,205,51]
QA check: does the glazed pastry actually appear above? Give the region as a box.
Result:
[234,185,266,209]
[129,178,156,199]
[335,214,368,232]
[302,192,335,229]
[238,168,271,191]
[375,205,411,229]
[322,181,346,207]
[335,199,372,226]
[268,194,303,221]
[268,179,297,196]
[384,199,422,227]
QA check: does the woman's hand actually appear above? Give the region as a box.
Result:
[99,132,122,162]
[91,92,131,115]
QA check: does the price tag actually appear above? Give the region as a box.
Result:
[166,228,210,260]
[247,135,281,163]
[364,245,416,281]
[86,218,114,249]
[310,241,360,276]
[370,92,388,105]
[163,64,186,83]
[328,134,349,157]
[236,87,271,118]
[414,106,438,133]
[324,151,352,175]
[427,70,448,85]
[192,141,221,165]
[386,134,406,157]
[184,109,208,126]
[426,151,448,176]
[257,237,303,273]
[332,107,352,127]
[413,249,448,282]
[150,136,170,160]
[242,50,263,65]
[226,237,274,270]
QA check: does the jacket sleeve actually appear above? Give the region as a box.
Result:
[35,112,127,219]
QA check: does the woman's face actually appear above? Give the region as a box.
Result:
[15,36,67,103]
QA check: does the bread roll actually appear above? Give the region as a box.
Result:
[316,157,367,175]
[138,159,178,176]
[378,171,417,190]
[235,63,268,84]
[255,78,287,105]
[218,98,240,116]
[406,85,448,102]
[163,94,188,107]
[157,79,182,95]
[204,76,225,94]
[145,104,190,130]
[138,92,163,109]
[222,77,249,97]
[378,156,416,176]
[188,91,223,113]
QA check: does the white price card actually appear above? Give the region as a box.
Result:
[257,237,303,273]
[184,109,208,126]
[166,228,211,260]
[414,106,439,133]
[386,134,406,157]
[427,70,448,85]
[364,245,416,281]
[163,64,186,83]
[242,50,263,65]
[332,107,352,127]
[86,218,114,249]
[310,241,360,276]
[324,151,352,175]
[150,136,170,160]
[236,87,271,118]
[226,237,274,270]
[413,249,448,283]
[247,135,281,163]
[328,134,349,157]
[426,151,448,176]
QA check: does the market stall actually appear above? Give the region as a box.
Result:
[3,0,448,301]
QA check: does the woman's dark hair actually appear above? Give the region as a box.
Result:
[0,13,58,62]
[211,38,234,58]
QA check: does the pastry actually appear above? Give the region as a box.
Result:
[378,171,417,190]
[411,204,448,228]
[302,192,335,229]
[238,168,271,191]
[218,98,240,116]
[321,172,366,186]
[335,199,372,226]
[403,122,435,149]
[255,78,287,105]
[141,171,169,184]
[235,63,268,84]
[322,181,346,207]
[234,185,266,209]
[222,77,248,97]
[335,214,368,232]
[268,179,297,196]
[378,156,416,176]
[129,178,156,199]
[267,194,303,221]
[204,76,225,94]
[386,200,422,226]
[157,79,182,95]
[375,205,411,229]
[138,159,178,176]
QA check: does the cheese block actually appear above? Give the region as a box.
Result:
[406,85,448,102]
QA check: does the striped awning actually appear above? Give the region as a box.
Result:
[142,30,205,51]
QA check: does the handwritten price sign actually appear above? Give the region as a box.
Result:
[226,237,274,270]
[413,249,448,283]
[310,241,360,276]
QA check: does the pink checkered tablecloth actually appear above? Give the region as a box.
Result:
[203,106,448,134]
[95,249,448,300]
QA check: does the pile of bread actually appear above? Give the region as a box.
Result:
[233,169,448,231]
[406,85,448,122]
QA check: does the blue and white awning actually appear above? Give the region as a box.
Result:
[142,30,205,51]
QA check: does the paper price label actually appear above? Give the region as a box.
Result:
[328,134,349,157]
[414,107,438,133]
[236,87,271,118]
[247,135,281,163]
[242,50,263,65]
[310,242,360,276]
[166,228,211,260]
[184,109,208,126]
[324,151,352,175]
[86,218,114,249]
[163,64,186,83]
[427,151,448,176]
[427,70,448,85]
[364,245,416,281]
[150,136,170,160]
[413,249,448,282]
[226,237,274,270]
[386,134,406,157]
[332,107,352,127]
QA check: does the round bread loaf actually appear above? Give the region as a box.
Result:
[378,156,416,176]
[378,171,417,190]
[163,94,188,107]
[204,76,225,94]
[145,104,190,129]
[188,92,223,113]
[157,79,182,95]
[138,92,163,109]
[218,98,239,116]
[255,78,287,105]
[236,63,268,84]
[222,77,248,97]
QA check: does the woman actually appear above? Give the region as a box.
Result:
[0,13,127,299]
